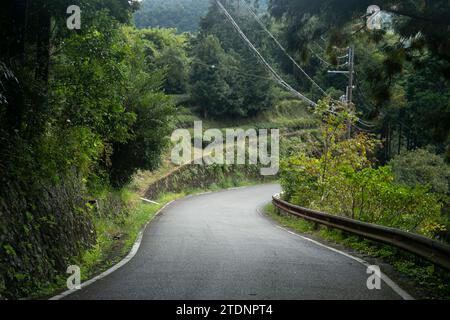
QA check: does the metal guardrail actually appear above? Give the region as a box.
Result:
[272,194,450,271]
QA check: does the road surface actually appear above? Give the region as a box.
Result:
[65,184,402,300]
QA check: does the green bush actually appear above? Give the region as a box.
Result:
[280,101,446,238]
[0,10,178,298]
[390,148,450,195]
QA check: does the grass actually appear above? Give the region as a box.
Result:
[176,98,318,132]
[32,190,183,299]
[35,176,272,299]
[75,191,184,280]
[31,99,318,299]
[264,203,450,300]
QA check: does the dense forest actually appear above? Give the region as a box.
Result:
[269,0,450,160]
[1,0,449,299]
[134,0,212,32]
[0,0,177,298]
[134,0,268,32]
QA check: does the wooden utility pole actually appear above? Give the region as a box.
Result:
[346,46,355,139]
[328,46,355,139]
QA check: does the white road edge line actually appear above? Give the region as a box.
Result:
[257,207,414,300]
[50,185,409,300]
[49,185,272,300]
[49,200,175,300]
[140,197,160,205]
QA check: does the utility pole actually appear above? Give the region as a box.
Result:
[347,46,355,109]
[346,45,355,139]
[328,45,355,138]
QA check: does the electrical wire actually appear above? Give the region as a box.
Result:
[216,0,318,107]
[309,47,333,67]
[190,59,276,81]
[217,0,376,129]
[352,123,376,132]
[240,0,327,96]
[310,47,350,69]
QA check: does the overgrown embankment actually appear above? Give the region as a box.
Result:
[0,177,95,299]
[2,160,274,299]
[144,163,271,200]
[270,101,450,299]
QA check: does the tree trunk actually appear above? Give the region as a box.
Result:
[30,6,52,137]
[0,0,28,133]
[35,9,51,83]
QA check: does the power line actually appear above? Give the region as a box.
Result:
[216,0,317,107]
[357,118,378,127]
[352,123,376,133]
[352,71,417,133]
[190,59,276,81]
[327,46,378,133]
[216,0,375,130]
[314,41,326,53]
[309,47,332,67]
[239,0,327,96]
[309,45,350,70]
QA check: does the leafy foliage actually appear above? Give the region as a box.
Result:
[0,1,175,298]
[1,0,449,299]
[190,35,243,118]
[269,0,450,63]
[138,28,190,94]
[390,149,450,195]
[268,0,450,160]
[280,101,445,238]
[189,0,275,118]
[134,0,211,33]
[109,28,176,187]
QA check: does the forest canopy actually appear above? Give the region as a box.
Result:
[134,0,212,32]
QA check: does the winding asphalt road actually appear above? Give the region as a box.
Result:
[65,184,402,300]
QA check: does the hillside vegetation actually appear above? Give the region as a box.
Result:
[0,0,449,299]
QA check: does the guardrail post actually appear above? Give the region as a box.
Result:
[275,205,280,215]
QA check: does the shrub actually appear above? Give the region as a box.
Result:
[280,101,446,238]
[390,148,450,195]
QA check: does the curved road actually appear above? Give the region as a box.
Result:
[65,184,402,300]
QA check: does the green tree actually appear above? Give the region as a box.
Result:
[190,35,242,118]
[109,28,176,187]
[134,0,211,33]
[269,0,450,64]
[0,1,175,298]
[390,149,450,195]
[280,102,445,237]
[190,0,275,118]
[268,0,450,160]
[138,28,190,94]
